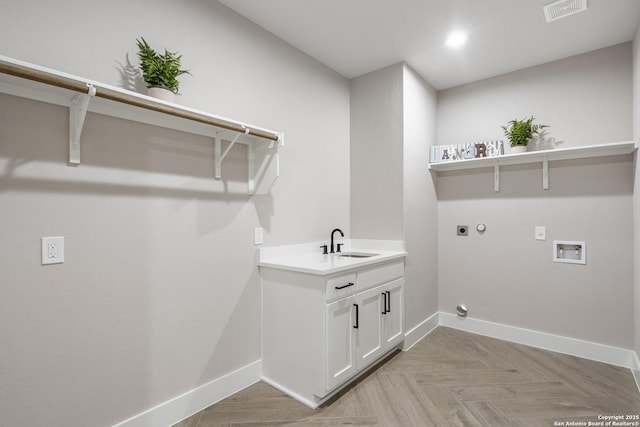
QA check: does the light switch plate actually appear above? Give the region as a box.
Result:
[254,227,264,245]
[535,226,546,241]
[42,236,64,264]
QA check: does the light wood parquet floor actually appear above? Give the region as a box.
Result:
[174,327,640,426]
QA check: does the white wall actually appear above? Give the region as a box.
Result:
[0,2,350,426]
[438,43,632,149]
[351,63,439,342]
[350,64,404,239]
[633,22,640,368]
[436,44,635,348]
[402,66,439,332]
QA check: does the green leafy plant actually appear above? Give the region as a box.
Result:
[136,37,190,94]
[501,116,549,146]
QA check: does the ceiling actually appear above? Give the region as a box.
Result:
[218,0,640,90]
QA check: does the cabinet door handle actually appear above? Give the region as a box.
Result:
[335,282,354,290]
[353,304,359,329]
[381,292,387,314]
[386,291,391,313]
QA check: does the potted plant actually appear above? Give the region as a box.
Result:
[501,116,548,153]
[136,37,190,102]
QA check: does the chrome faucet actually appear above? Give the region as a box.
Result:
[330,228,344,253]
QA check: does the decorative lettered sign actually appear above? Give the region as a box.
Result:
[430,140,504,164]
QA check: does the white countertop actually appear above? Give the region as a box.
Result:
[258,239,407,275]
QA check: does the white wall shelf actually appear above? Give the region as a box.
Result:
[429,141,637,192]
[0,55,284,194]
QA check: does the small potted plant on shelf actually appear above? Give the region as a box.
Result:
[501,116,548,154]
[136,37,191,102]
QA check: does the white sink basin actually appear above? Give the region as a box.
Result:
[336,252,379,258]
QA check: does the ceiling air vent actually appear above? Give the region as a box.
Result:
[543,0,587,23]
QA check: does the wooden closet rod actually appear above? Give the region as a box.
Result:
[0,61,280,142]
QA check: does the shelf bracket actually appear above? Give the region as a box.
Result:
[247,134,284,194]
[214,128,248,180]
[494,164,500,192]
[213,129,281,194]
[68,83,96,164]
[220,128,246,162]
[249,136,282,195]
[214,134,221,179]
[542,156,549,190]
[248,143,255,194]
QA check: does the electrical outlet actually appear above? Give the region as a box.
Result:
[47,241,57,258]
[535,226,546,241]
[42,236,64,265]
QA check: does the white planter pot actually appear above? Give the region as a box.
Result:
[510,145,527,154]
[147,86,176,103]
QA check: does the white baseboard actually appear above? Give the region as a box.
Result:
[439,312,636,370]
[261,375,319,409]
[112,360,262,427]
[632,351,640,393]
[113,314,640,426]
[402,311,439,351]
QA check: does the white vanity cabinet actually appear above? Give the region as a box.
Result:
[325,293,357,391]
[261,258,405,408]
[349,277,404,373]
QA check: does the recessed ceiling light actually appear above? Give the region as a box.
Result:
[445,31,468,49]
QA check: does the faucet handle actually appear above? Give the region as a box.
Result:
[320,245,328,255]
[336,243,344,253]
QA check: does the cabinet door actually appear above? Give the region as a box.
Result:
[355,285,384,370]
[382,279,404,349]
[326,296,357,391]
